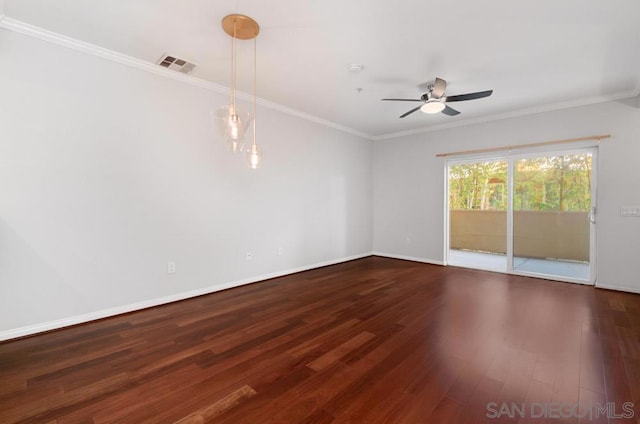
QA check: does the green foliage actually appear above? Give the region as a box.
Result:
[449,153,592,212]
[514,154,592,211]
[449,161,507,210]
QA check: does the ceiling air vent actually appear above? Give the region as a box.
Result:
[156,54,196,74]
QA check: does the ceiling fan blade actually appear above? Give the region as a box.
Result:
[445,90,493,102]
[400,105,423,118]
[381,98,423,102]
[442,105,461,116]
[431,77,447,98]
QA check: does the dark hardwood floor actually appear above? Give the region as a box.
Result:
[1,256,639,423]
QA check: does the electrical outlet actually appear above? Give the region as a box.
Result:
[405,236,412,244]
[246,251,253,261]
[167,261,176,274]
[277,247,283,256]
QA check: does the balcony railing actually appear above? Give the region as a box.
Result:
[449,210,589,262]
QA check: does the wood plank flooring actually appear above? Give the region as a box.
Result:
[1,256,639,423]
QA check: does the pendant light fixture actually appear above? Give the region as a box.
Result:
[219,14,262,168]
[245,35,262,169]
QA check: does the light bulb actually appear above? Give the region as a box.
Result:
[245,144,263,169]
[228,114,241,140]
[420,100,446,114]
[226,139,241,153]
[216,105,252,151]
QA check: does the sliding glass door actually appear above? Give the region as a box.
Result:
[511,151,595,282]
[447,159,508,273]
[446,148,596,284]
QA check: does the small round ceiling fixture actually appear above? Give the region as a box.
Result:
[421,100,446,114]
[347,63,364,73]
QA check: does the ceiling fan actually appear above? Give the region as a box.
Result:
[382,77,493,118]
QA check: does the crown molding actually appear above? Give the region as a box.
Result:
[0,16,374,141]
[2,15,638,143]
[372,88,640,141]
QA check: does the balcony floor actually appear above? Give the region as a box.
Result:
[447,249,590,282]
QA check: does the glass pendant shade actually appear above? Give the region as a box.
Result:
[217,105,252,153]
[245,143,263,169]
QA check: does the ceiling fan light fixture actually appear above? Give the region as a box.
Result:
[420,100,446,114]
[382,77,492,119]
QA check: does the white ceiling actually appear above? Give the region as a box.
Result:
[3,0,640,138]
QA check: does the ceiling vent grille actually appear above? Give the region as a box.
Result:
[156,54,196,74]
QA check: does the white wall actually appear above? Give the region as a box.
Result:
[0,29,373,338]
[373,98,640,292]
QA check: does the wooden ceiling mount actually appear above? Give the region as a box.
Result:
[222,14,260,40]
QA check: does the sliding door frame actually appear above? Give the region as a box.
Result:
[444,145,598,285]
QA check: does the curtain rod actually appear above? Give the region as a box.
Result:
[436,134,611,158]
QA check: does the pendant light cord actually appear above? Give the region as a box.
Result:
[252,37,257,146]
[231,20,237,113]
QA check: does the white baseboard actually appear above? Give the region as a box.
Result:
[372,252,445,266]
[0,252,373,342]
[595,282,640,295]
[8,254,636,342]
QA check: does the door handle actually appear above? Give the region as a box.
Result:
[588,206,596,224]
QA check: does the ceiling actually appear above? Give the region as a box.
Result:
[3,0,640,138]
